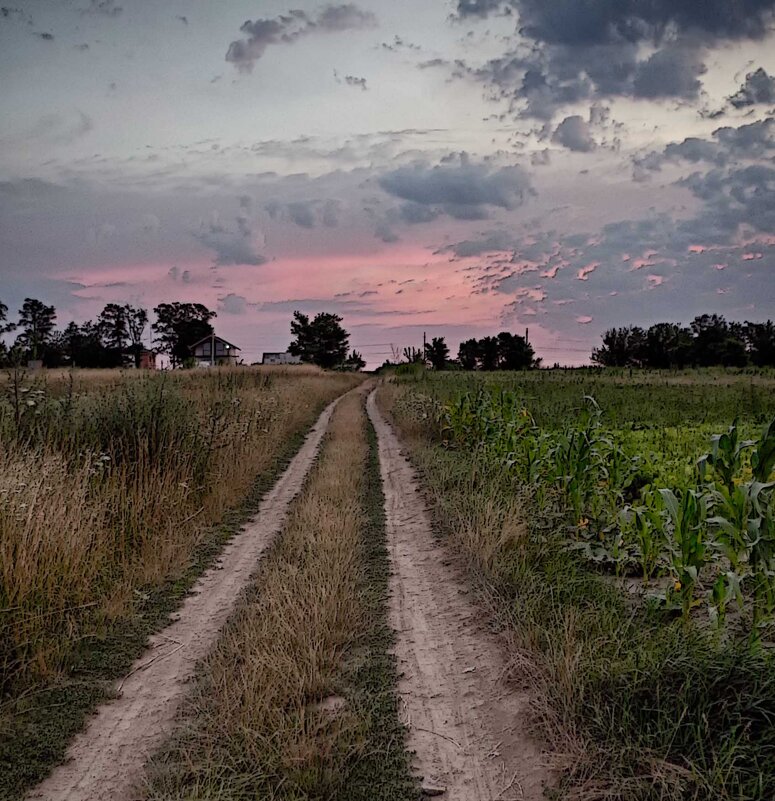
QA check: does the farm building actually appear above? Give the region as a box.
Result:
[191,335,241,367]
[262,352,301,365]
[138,349,156,369]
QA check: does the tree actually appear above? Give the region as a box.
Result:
[458,338,479,371]
[745,320,775,367]
[402,346,425,364]
[479,336,499,371]
[592,326,646,367]
[15,298,56,362]
[288,311,350,368]
[153,302,216,367]
[0,300,15,334]
[125,305,149,368]
[0,300,15,365]
[424,337,449,370]
[343,350,366,371]
[496,331,536,370]
[642,323,692,369]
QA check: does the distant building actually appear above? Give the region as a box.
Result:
[262,351,301,365]
[138,349,157,369]
[191,335,241,367]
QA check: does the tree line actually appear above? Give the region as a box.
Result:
[591,315,775,368]
[0,298,221,368]
[0,300,366,370]
[378,331,538,371]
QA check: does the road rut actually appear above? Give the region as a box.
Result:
[367,390,548,801]
[28,394,344,801]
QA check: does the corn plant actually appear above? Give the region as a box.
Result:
[660,487,712,619]
[619,491,667,582]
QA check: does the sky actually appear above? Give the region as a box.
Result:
[1,0,774,367]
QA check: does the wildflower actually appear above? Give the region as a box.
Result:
[578,517,589,529]
[674,580,682,591]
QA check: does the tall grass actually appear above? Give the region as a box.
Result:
[0,367,360,694]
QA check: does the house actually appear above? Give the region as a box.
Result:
[191,334,241,367]
[262,351,301,365]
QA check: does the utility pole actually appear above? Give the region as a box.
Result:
[423,330,426,362]
[211,330,215,367]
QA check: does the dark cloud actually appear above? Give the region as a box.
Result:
[460,0,775,43]
[345,74,368,90]
[265,198,341,228]
[194,212,266,266]
[729,67,775,108]
[374,221,399,242]
[450,0,775,117]
[34,31,54,40]
[635,117,775,175]
[82,0,123,17]
[552,115,595,151]
[176,15,188,25]
[379,154,533,219]
[226,4,377,73]
[399,202,440,224]
[631,47,706,99]
[218,293,248,314]
[680,163,775,238]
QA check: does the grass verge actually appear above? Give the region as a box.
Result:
[144,389,416,801]
[380,382,775,801]
[0,394,338,801]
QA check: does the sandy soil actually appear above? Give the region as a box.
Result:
[28,394,345,801]
[367,390,550,800]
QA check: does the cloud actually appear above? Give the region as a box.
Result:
[345,74,368,90]
[449,0,775,118]
[194,211,266,266]
[729,67,775,107]
[82,0,123,17]
[218,293,248,314]
[552,115,595,152]
[379,154,533,219]
[472,0,775,44]
[265,198,341,228]
[635,116,775,175]
[226,4,377,73]
[631,47,706,99]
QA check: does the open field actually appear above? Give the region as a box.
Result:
[4,365,775,801]
[384,368,775,800]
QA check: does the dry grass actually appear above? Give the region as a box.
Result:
[145,388,374,800]
[0,367,361,692]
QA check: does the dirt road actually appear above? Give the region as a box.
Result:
[28,394,344,801]
[367,390,549,800]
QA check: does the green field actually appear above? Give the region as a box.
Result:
[385,367,775,801]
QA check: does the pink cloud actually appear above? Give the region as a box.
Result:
[713,263,727,270]
[576,262,599,281]
[576,315,593,324]
[688,244,705,254]
[647,274,664,288]
[742,252,763,261]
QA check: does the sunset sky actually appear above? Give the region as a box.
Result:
[1,0,774,366]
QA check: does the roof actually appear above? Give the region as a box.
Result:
[189,334,241,351]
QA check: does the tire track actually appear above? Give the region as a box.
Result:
[367,389,548,800]
[28,392,347,801]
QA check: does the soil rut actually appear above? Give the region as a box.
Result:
[367,390,548,801]
[28,394,345,801]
